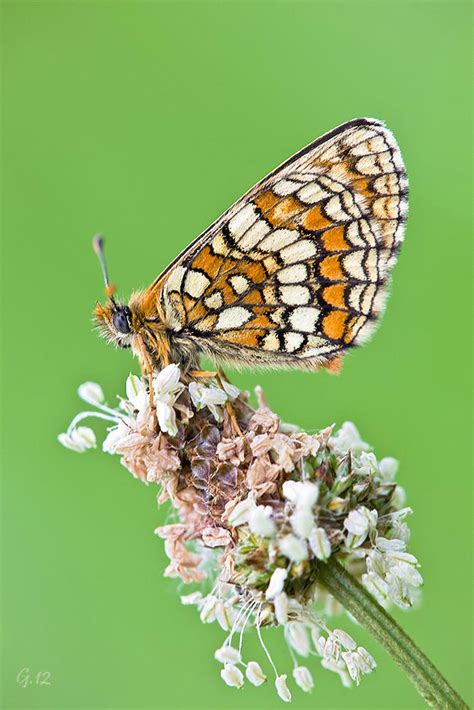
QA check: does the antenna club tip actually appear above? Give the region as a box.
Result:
[105,284,116,298]
[92,234,104,253]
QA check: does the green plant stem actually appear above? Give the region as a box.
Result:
[317,558,468,709]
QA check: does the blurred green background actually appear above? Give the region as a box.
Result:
[2,1,472,708]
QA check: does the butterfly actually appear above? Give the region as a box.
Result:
[94,118,407,380]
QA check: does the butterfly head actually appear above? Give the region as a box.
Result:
[93,235,135,348]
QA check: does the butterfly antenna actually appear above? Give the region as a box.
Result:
[93,234,117,302]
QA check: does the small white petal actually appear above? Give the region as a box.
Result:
[282,480,318,508]
[180,592,203,605]
[214,645,241,664]
[332,629,357,651]
[228,497,256,527]
[249,505,276,538]
[215,601,233,630]
[154,363,182,395]
[222,380,240,400]
[355,646,376,673]
[379,456,399,481]
[341,651,361,684]
[199,595,218,623]
[71,426,96,449]
[58,432,86,453]
[221,663,244,689]
[156,401,178,436]
[77,382,105,406]
[275,674,292,702]
[246,661,266,686]
[375,537,406,553]
[279,534,308,563]
[291,508,314,539]
[308,527,331,561]
[293,665,314,692]
[331,421,369,456]
[274,592,288,625]
[286,621,310,657]
[266,568,288,600]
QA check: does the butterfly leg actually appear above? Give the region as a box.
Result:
[189,369,219,379]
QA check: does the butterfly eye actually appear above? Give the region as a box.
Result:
[113,307,131,335]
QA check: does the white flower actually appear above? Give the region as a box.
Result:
[321,658,352,688]
[125,374,148,411]
[375,536,406,553]
[77,381,104,406]
[293,665,314,692]
[354,451,378,476]
[332,629,357,651]
[275,674,291,702]
[214,645,241,664]
[354,646,376,673]
[341,647,376,684]
[282,480,319,508]
[291,508,314,539]
[279,534,308,563]
[58,426,96,453]
[189,381,227,421]
[199,595,218,623]
[379,456,399,481]
[180,592,203,605]
[286,621,310,656]
[221,663,244,689]
[386,574,417,609]
[344,506,378,546]
[331,421,369,456]
[154,363,183,399]
[308,527,331,561]
[156,401,178,436]
[152,364,184,435]
[341,651,361,684]
[222,380,240,400]
[227,497,256,527]
[215,601,233,630]
[362,572,389,606]
[266,568,288,600]
[102,421,132,454]
[274,592,288,625]
[246,661,266,686]
[249,505,276,538]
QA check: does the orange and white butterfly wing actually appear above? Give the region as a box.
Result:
[147,118,408,370]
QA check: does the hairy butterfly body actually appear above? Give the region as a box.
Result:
[94,118,408,378]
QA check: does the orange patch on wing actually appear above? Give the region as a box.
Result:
[320,255,344,280]
[322,226,350,252]
[191,246,224,279]
[254,191,280,214]
[240,261,268,284]
[301,205,334,232]
[186,301,208,322]
[323,310,348,340]
[266,195,304,227]
[242,289,264,305]
[323,284,346,308]
[247,312,276,330]
[217,329,263,347]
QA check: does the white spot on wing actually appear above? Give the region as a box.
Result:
[229,275,250,295]
[285,332,304,352]
[184,270,210,298]
[280,239,317,265]
[259,228,299,252]
[289,307,320,333]
[238,220,271,251]
[164,265,186,294]
[277,263,308,283]
[215,307,252,330]
[228,204,258,238]
[279,285,311,306]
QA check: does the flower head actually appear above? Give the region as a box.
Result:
[59,369,421,703]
